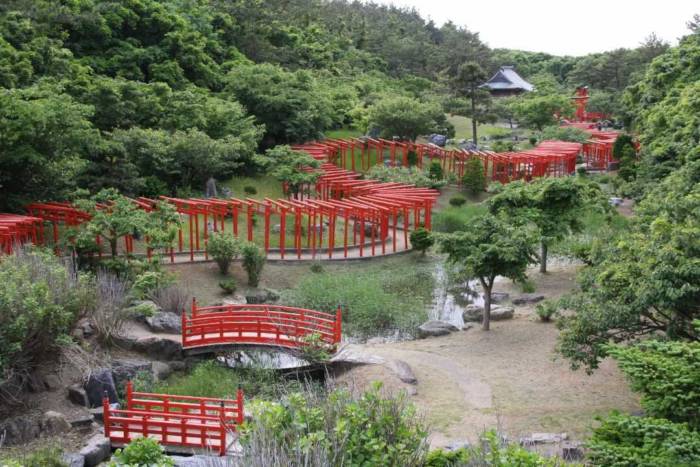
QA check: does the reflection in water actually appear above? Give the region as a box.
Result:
[429,263,483,327]
[222,350,309,370]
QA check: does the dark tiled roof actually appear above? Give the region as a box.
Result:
[481,66,534,91]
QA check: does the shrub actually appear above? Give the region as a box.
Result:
[0,447,67,467]
[577,166,587,176]
[366,165,446,189]
[535,300,557,322]
[148,284,190,314]
[206,231,241,275]
[92,271,131,345]
[309,261,324,273]
[110,437,173,466]
[491,140,515,152]
[244,185,258,195]
[587,413,700,466]
[410,227,434,255]
[461,157,486,196]
[537,126,589,143]
[131,270,173,299]
[449,196,466,207]
[219,278,237,294]
[528,136,537,146]
[607,340,700,428]
[518,278,536,293]
[297,332,332,364]
[425,447,471,466]
[428,160,444,180]
[432,204,488,233]
[406,150,418,166]
[0,248,92,391]
[241,383,428,466]
[241,242,266,287]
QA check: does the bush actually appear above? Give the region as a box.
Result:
[241,383,428,466]
[535,300,557,322]
[518,278,536,293]
[461,157,486,196]
[92,271,131,345]
[110,437,173,466]
[529,136,537,146]
[0,248,92,391]
[491,140,515,152]
[607,340,700,428]
[410,227,434,255]
[449,196,466,207]
[537,126,589,143]
[219,277,237,294]
[366,165,446,189]
[297,332,333,364]
[244,185,258,195]
[206,231,241,275]
[131,270,174,299]
[241,242,266,287]
[148,284,190,314]
[406,150,418,166]
[0,447,67,467]
[577,166,587,176]
[432,204,488,233]
[428,160,444,180]
[309,261,324,273]
[587,413,700,466]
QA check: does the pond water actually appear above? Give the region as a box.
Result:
[429,263,482,327]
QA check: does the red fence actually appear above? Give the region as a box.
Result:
[182,300,342,352]
[103,383,244,455]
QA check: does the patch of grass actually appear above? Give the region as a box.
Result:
[283,259,436,338]
[432,204,488,233]
[551,209,630,258]
[220,175,285,200]
[447,114,510,140]
[145,361,315,401]
[325,127,363,139]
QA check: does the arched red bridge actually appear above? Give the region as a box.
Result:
[181,299,342,354]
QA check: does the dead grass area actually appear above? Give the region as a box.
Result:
[339,261,640,446]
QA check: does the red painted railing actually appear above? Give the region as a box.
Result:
[103,383,244,455]
[182,299,342,352]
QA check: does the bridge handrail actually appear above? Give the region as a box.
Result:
[182,301,342,350]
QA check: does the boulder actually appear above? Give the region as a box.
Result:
[0,416,40,445]
[520,432,568,445]
[491,307,514,320]
[76,318,95,338]
[130,336,182,360]
[417,320,458,338]
[62,453,85,467]
[152,361,173,381]
[490,292,510,304]
[79,434,111,467]
[264,288,280,302]
[145,311,182,333]
[512,294,545,305]
[221,295,246,305]
[40,411,71,435]
[68,385,89,407]
[111,359,152,387]
[561,441,584,461]
[69,415,94,431]
[462,323,474,331]
[445,440,471,452]
[386,359,417,385]
[462,305,484,322]
[84,369,118,408]
[170,455,229,466]
[245,291,268,304]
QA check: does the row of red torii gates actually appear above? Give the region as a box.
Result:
[3,138,589,260]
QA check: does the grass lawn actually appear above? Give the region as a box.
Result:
[325,127,363,139]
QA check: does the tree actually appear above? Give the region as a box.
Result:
[452,62,494,144]
[438,215,536,330]
[241,242,266,287]
[556,161,700,370]
[461,157,486,196]
[255,146,321,198]
[367,96,443,141]
[513,94,571,131]
[488,178,606,273]
[409,228,433,256]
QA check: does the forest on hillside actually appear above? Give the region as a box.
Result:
[0,0,678,211]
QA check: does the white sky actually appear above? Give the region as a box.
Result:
[372,0,698,56]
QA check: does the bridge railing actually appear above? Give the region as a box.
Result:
[103,384,244,456]
[182,300,342,351]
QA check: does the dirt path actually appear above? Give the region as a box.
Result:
[336,262,640,447]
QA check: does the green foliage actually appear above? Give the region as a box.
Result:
[242,384,428,466]
[410,228,434,255]
[432,204,488,233]
[241,242,266,287]
[131,270,174,301]
[556,161,700,370]
[425,447,471,467]
[0,248,92,386]
[491,140,515,152]
[535,300,557,322]
[449,196,466,207]
[207,231,241,275]
[218,278,237,295]
[243,185,258,195]
[513,94,573,131]
[439,214,536,330]
[587,413,700,467]
[309,262,324,274]
[255,146,321,195]
[284,262,434,338]
[451,62,495,142]
[461,157,487,195]
[366,165,446,189]
[367,95,445,141]
[607,340,700,428]
[110,436,173,467]
[429,160,444,181]
[536,125,590,144]
[0,447,68,467]
[297,332,332,364]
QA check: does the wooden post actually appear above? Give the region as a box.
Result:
[102,392,111,439]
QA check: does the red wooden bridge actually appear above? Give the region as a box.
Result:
[103,382,244,455]
[181,299,342,354]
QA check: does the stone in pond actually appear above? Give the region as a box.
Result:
[512,294,545,305]
[418,320,458,338]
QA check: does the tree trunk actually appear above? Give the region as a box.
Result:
[471,91,478,144]
[540,241,548,274]
[481,279,492,331]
